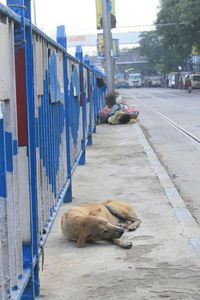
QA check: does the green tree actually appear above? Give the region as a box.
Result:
[139,0,200,74]
[156,0,200,59]
[139,31,185,74]
[139,31,162,72]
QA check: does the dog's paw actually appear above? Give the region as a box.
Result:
[121,240,132,249]
[128,220,141,231]
[128,224,137,231]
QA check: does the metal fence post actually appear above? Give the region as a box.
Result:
[91,66,97,134]
[7,0,39,297]
[56,25,72,202]
[93,66,99,130]
[76,46,86,165]
[84,55,92,146]
[24,1,39,296]
[0,106,10,299]
[22,0,39,299]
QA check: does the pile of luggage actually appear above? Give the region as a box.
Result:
[98,100,139,125]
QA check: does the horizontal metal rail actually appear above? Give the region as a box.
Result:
[0,3,105,79]
[0,2,21,22]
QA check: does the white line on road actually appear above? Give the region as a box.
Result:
[131,94,200,148]
[139,90,200,114]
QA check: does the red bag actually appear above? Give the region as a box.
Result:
[124,107,139,119]
[99,108,111,123]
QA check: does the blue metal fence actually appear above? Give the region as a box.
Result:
[0,1,106,298]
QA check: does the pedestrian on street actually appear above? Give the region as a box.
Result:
[178,76,183,89]
[186,76,192,93]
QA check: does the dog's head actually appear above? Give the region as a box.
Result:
[77,216,124,247]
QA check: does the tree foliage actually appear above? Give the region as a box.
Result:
[139,31,186,74]
[139,0,200,74]
[157,0,200,57]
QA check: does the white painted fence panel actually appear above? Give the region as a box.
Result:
[0,15,23,298]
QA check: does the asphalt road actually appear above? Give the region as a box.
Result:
[119,87,200,226]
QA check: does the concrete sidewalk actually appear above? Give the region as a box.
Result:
[40,121,200,300]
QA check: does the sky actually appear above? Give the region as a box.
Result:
[1,0,160,36]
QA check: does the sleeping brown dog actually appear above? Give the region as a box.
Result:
[61,199,141,249]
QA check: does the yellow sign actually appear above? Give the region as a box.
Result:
[124,68,135,73]
[97,33,104,56]
[112,39,119,57]
[192,46,200,55]
[95,0,116,30]
[97,34,119,58]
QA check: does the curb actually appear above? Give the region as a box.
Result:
[135,122,200,259]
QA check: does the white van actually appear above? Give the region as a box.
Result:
[190,74,200,89]
[128,73,141,88]
[168,74,176,88]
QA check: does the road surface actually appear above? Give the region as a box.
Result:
[120,87,200,226]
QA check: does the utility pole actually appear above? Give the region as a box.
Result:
[102,0,116,106]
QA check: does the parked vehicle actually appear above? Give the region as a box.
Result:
[168,74,176,88]
[115,73,129,88]
[151,76,162,87]
[143,76,152,87]
[128,73,141,87]
[190,74,200,89]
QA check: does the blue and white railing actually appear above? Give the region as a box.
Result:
[0,1,106,298]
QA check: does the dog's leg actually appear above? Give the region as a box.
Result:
[117,222,130,229]
[105,205,138,223]
[106,204,141,231]
[111,238,132,249]
[127,220,141,231]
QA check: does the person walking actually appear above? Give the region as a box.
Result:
[186,76,192,93]
[178,76,183,89]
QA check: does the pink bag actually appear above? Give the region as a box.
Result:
[124,107,139,119]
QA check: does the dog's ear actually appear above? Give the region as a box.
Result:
[89,207,102,216]
[77,229,87,247]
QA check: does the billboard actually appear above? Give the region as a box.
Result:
[95,0,116,30]
[97,33,119,58]
[112,38,119,57]
[97,33,105,57]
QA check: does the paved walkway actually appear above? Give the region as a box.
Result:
[40,115,200,299]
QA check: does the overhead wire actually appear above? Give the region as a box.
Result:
[116,21,190,29]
